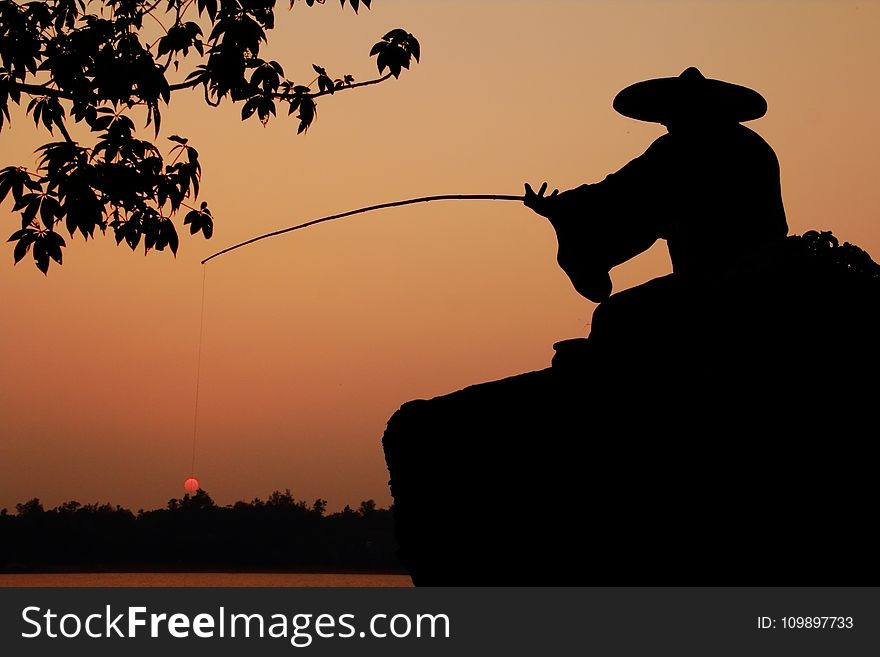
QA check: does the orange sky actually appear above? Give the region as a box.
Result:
[2,1,879,512]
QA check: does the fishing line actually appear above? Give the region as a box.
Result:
[186,192,524,492]
[185,265,207,494]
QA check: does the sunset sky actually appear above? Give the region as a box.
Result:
[1,0,878,512]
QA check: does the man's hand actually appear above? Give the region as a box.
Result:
[523,182,559,218]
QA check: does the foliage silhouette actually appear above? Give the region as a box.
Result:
[0,0,419,272]
[0,490,401,572]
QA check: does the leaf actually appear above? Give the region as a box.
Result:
[197,0,218,21]
[45,231,66,248]
[184,209,200,233]
[40,196,61,230]
[241,97,259,120]
[8,229,31,243]
[13,238,29,264]
[13,192,37,213]
[125,224,141,251]
[27,97,40,123]
[383,29,410,41]
[19,194,42,227]
[376,49,388,75]
[163,220,179,255]
[183,208,213,239]
[46,237,63,265]
[185,64,209,84]
[317,74,334,94]
[157,35,172,58]
[257,97,276,124]
[169,135,189,145]
[409,35,421,62]
[33,238,50,274]
[0,175,13,205]
[89,115,113,132]
[297,97,316,134]
[11,228,37,264]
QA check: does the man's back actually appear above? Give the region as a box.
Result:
[647,123,788,275]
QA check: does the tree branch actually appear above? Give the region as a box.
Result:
[55,119,74,144]
[141,0,165,15]
[168,78,202,92]
[143,6,170,34]
[5,82,74,101]
[171,72,394,104]
[308,73,393,100]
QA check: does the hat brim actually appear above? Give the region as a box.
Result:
[613,76,767,124]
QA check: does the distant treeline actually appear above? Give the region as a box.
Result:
[0,491,403,573]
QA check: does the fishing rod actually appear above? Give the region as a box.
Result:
[187,192,526,491]
[200,193,525,265]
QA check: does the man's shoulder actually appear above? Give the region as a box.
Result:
[665,123,778,158]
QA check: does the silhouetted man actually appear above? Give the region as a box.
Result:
[385,68,880,587]
[525,68,787,357]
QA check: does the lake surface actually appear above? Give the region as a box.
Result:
[0,573,413,587]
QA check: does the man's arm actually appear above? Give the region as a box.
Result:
[523,140,666,302]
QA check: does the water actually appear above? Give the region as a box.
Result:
[0,573,412,587]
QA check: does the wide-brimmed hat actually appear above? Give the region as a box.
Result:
[612,67,767,124]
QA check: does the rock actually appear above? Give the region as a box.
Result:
[382,232,880,585]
